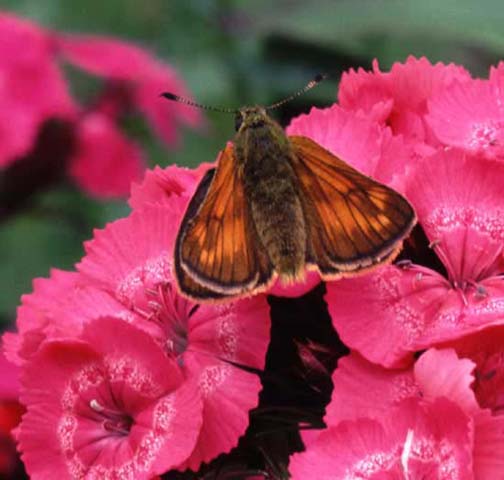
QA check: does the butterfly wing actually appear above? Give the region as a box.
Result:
[175,144,273,300]
[289,135,416,276]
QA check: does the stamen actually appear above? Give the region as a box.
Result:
[89,399,133,436]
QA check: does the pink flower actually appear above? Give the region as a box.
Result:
[339,56,471,143]
[69,112,145,198]
[2,268,131,366]
[128,162,215,210]
[75,201,270,469]
[0,352,23,478]
[0,12,201,200]
[56,34,202,148]
[17,317,203,479]
[427,69,504,159]
[440,326,504,415]
[326,149,504,367]
[5,190,271,470]
[0,13,75,168]
[290,349,504,479]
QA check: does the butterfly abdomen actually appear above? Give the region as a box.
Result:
[236,121,307,280]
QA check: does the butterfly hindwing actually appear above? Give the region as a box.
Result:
[175,144,273,298]
[289,135,416,275]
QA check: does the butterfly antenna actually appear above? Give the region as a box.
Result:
[266,74,327,110]
[161,92,238,114]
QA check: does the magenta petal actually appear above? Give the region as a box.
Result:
[290,419,391,480]
[18,319,195,479]
[58,34,202,147]
[427,79,504,158]
[182,354,263,470]
[0,353,19,400]
[18,340,103,479]
[414,348,479,414]
[268,270,320,298]
[70,112,145,198]
[338,60,392,118]
[0,14,75,167]
[326,265,450,367]
[442,326,504,414]
[133,380,203,476]
[78,203,185,294]
[327,265,504,366]
[326,352,418,426]
[287,103,384,176]
[80,317,184,394]
[182,298,270,469]
[293,398,473,480]
[407,149,504,282]
[128,163,212,210]
[473,410,504,479]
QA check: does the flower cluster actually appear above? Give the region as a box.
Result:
[4,166,271,478]
[0,12,200,200]
[289,57,504,477]
[4,56,504,479]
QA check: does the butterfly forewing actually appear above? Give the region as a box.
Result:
[289,136,416,274]
[175,144,273,297]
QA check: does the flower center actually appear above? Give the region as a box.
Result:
[90,399,133,436]
[469,121,503,151]
[137,282,196,358]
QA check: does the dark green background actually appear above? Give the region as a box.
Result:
[1,0,504,327]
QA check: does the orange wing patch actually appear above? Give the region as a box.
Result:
[175,144,272,299]
[289,136,416,275]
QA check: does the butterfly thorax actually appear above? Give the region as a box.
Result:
[233,107,307,281]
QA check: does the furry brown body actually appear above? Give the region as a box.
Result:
[234,107,306,280]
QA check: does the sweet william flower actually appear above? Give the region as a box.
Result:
[0,13,75,168]
[4,185,271,471]
[326,149,504,367]
[290,349,504,479]
[56,33,202,148]
[17,317,203,479]
[0,12,201,200]
[76,198,271,470]
[426,64,504,160]
[339,56,471,143]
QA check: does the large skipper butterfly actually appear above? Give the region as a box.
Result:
[162,76,416,302]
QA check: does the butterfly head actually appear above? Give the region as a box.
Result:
[234,106,270,132]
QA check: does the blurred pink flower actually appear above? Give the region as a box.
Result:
[56,34,201,147]
[0,12,201,199]
[17,317,203,479]
[69,112,145,198]
[326,149,504,367]
[0,13,75,168]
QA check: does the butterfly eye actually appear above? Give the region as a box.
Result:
[234,112,243,132]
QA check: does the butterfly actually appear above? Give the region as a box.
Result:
[162,77,416,302]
